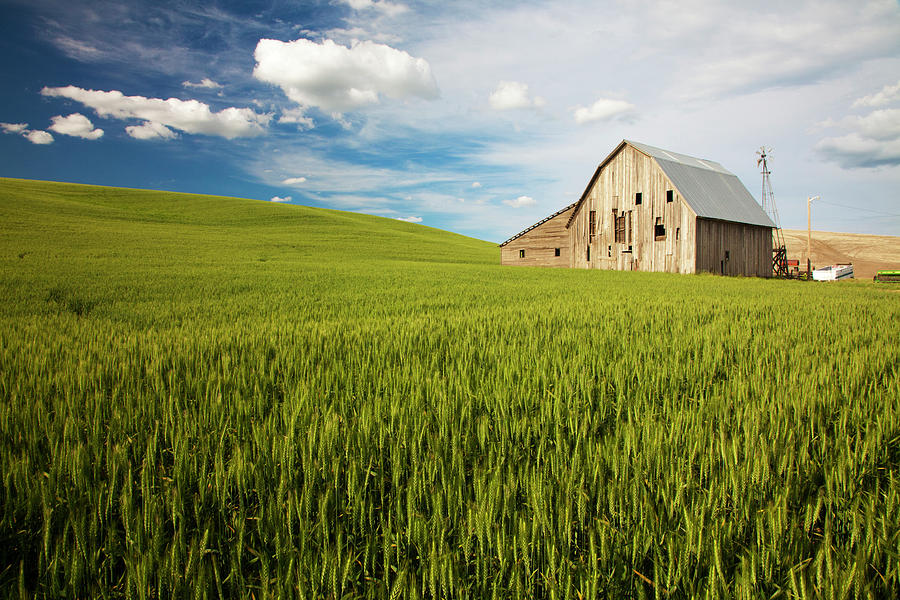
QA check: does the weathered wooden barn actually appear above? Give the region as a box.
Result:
[500,140,776,277]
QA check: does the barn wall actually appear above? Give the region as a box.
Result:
[500,207,574,267]
[695,218,773,277]
[569,145,696,273]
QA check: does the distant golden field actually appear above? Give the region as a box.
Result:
[781,229,900,280]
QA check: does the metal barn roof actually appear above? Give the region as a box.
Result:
[625,140,775,228]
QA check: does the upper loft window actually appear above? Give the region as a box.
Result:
[655,217,666,240]
[555,248,561,257]
[635,192,642,205]
[589,210,596,239]
[666,189,674,203]
[519,249,525,258]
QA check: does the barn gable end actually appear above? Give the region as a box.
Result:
[499,203,576,267]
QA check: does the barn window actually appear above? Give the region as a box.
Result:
[587,246,591,261]
[635,192,642,205]
[519,249,525,258]
[615,211,626,243]
[666,189,674,203]
[589,211,596,239]
[676,227,680,241]
[655,217,666,240]
[555,248,560,257]
[608,245,612,257]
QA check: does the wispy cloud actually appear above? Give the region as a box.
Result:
[182,78,223,90]
[281,177,307,185]
[339,0,409,17]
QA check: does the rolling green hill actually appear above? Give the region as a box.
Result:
[1,177,898,598]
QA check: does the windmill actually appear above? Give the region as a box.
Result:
[756,147,789,277]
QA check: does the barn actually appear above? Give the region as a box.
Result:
[500,140,776,277]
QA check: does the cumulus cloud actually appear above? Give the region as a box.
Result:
[125,121,177,140]
[182,78,223,90]
[41,85,271,139]
[488,81,544,111]
[817,107,900,168]
[48,113,103,140]
[278,107,314,129]
[281,177,307,185]
[852,80,900,109]
[339,0,408,16]
[396,215,422,222]
[0,122,28,134]
[471,181,482,188]
[253,38,439,114]
[270,195,292,202]
[2,122,53,144]
[573,98,636,124]
[24,130,54,145]
[503,195,536,208]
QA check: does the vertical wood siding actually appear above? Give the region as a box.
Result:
[695,218,773,277]
[569,145,696,273]
[500,207,575,267]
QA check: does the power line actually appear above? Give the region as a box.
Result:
[816,199,900,218]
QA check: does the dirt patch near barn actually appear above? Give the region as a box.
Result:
[780,230,900,280]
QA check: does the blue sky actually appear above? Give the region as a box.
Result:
[1,0,899,242]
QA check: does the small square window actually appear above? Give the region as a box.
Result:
[666,190,674,203]
[519,249,525,258]
[635,192,642,205]
[655,217,666,240]
[554,248,560,257]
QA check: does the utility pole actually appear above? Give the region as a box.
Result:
[807,195,820,277]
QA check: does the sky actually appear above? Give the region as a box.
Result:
[1,0,899,242]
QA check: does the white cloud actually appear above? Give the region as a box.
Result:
[396,215,422,222]
[125,121,178,140]
[253,38,439,114]
[182,78,223,90]
[488,81,544,110]
[852,79,900,108]
[48,113,103,140]
[471,181,482,188]
[53,36,103,61]
[0,123,28,134]
[24,130,54,145]
[41,86,271,139]
[340,0,409,17]
[2,122,54,144]
[817,108,900,168]
[573,98,636,124]
[281,177,307,185]
[278,107,315,129]
[503,195,536,208]
[270,195,292,202]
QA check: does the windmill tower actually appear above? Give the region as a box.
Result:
[756,147,789,277]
